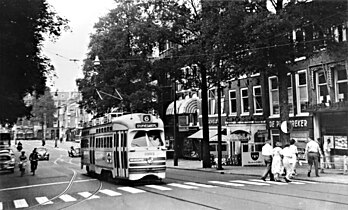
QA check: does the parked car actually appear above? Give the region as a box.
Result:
[0,153,15,173]
[68,147,81,157]
[37,147,49,161]
[0,148,15,158]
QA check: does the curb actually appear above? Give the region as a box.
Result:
[167,166,348,185]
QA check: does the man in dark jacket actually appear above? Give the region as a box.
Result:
[29,148,39,175]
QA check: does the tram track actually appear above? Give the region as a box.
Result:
[165,176,348,207]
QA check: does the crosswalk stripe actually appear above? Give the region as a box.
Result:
[293,180,317,184]
[35,197,53,205]
[13,199,29,208]
[167,183,198,189]
[99,189,122,196]
[0,202,3,210]
[290,181,306,185]
[118,187,146,194]
[249,179,289,185]
[208,181,244,187]
[184,182,216,188]
[145,185,172,191]
[78,192,100,199]
[230,180,270,186]
[59,194,77,202]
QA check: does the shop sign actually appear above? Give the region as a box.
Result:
[242,151,264,166]
[268,118,310,129]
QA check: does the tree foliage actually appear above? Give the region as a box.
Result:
[0,0,68,125]
[30,89,56,127]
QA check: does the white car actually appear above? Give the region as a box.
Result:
[0,153,15,173]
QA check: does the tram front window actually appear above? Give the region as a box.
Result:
[131,130,163,147]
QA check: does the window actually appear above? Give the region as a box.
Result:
[229,90,237,115]
[208,88,216,115]
[241,88,249,114]
[335,68,348,102]
[296,70,308,114]
[253,86,262,114]
[269,77,279,115]
[317,71,329,103]
[287,74,294,115]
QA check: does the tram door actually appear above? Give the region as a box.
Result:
[114,130,128,178]
[90,135,95,165]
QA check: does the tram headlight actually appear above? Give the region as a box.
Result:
[129,158,145,162]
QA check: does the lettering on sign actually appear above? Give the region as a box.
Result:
[269,119,308,129]
[135,123,158,128]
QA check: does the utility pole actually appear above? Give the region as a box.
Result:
[173,80,178,166]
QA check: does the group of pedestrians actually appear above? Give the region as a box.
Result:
[261,139,298,183]
[17,147,39,176]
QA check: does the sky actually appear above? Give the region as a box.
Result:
[43,0,116,92]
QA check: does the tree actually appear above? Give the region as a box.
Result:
[228,0,348,145]
[0,0,68,125]
[31,89,56,128]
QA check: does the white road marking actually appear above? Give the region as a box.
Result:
[230,180,270,186]
[118,187,146,194]
[249,179,289,185]
[99,189,122,196]
[35,197,53,205]
[59,194,77,202]
[293,180,317,184]
[208,181,244,187]
[13,199,29,208]
[145,185,172,191]
[184,182,216,188]
[78,192,100,199]
[0,202,3,210]
[290,181,306,185]
[0,179,97,192]
[167,183,198,189]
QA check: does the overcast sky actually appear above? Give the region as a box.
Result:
[43,0,116,92]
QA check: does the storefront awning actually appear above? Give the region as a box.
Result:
[187,130,217,139]
[166,98,200,115]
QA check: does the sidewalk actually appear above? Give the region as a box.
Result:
[166,159,348,185]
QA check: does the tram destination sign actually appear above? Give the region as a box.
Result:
[136,123,158,128]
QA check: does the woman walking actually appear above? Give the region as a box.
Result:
[272,142,283,182]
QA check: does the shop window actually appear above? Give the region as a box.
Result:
[229,90,237,115]
[335,68,348,102]
[271,130,280,146]
[241,88,249,114]
[296,70,309,114]
[269,77,279,115]
[253,86,263,114]
[208,88,216,115]
[317,71,329,103]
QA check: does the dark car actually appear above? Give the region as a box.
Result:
[0,153,15,173]
[37,147,49,161]
[68,147,81,157]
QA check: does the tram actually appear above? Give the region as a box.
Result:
[81,113,166,181]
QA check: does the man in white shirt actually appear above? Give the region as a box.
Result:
[323,138,332,168]
[261,139,275,181]
[305,137,323,177]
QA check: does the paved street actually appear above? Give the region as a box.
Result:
[0,140,348,210]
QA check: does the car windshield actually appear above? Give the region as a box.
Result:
[0,155,10,161]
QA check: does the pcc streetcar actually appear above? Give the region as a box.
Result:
[81,113,166,181]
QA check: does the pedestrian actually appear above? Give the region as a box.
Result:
[281,144,292,183]
[60,137,63,144]
[55,137,58,148]
[323,138,332,169]
[261,139,275,181]
[305,137,323,177]
[271,142,283,182]
[289,139,298,176]
[29,148,39,175]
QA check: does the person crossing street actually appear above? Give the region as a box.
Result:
[261,139,274,181]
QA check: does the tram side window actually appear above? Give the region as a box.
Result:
[131,131,147,147]
[115,132,118,147]
[81,139,89,148]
